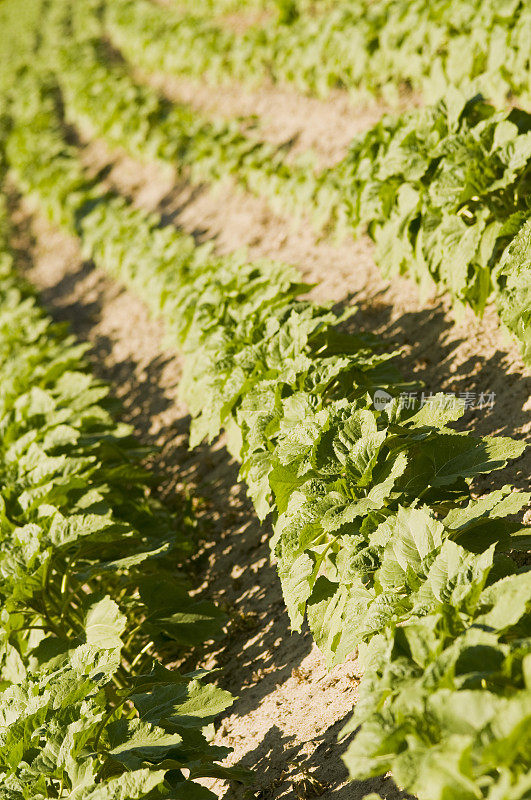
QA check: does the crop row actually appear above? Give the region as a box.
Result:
[3,45,530,797]
[106,0,531,107]
[0,124,241,799]
[16,0,530,365]
[336,95,531,363]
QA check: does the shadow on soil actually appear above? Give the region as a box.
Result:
[221,714,411,800]
[338,291,530,493]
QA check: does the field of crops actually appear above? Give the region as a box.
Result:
[0,0,529,798]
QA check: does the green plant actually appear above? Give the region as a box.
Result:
[337,91,531,361]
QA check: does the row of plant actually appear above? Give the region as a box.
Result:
[342,521,531,799]
[4,58,530,798]
[0,123,242,800]
[104,0,531,107]
[38,1,531,365]
[336,92,531,363]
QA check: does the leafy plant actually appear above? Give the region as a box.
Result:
[341,505,531,800]
[46,7,325,229]
[337,90,531,358]
[0,599,237,799]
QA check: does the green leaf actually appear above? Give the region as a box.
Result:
[84,597,126,650]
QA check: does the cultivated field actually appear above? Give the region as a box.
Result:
[0,2,529,799]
